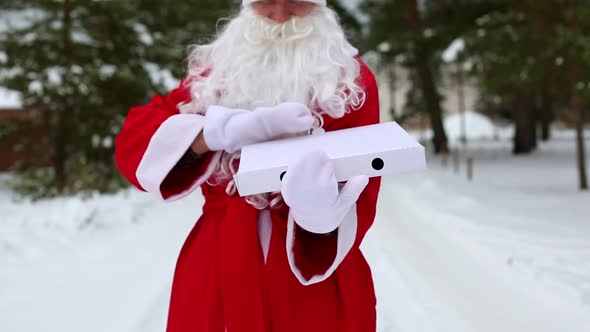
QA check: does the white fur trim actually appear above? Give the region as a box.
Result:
[243,0,326,6]
[286,203,357,285]
[136,114,222,201]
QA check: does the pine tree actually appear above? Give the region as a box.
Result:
[459,0,589,190]
[458,0,564,153]
[0,0,236,199]
[361,0,456,154]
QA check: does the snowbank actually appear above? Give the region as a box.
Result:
[443,111,498,141]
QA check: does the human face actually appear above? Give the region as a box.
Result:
[250,0,316,23]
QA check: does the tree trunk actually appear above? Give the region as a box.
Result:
[513,95,537,154]
[566,5,587,191]
[416,44,448,154]
[388,65,397,122]
[407,0,448,154]
[54,112,67,192]
[457,62,467,146]
[540,108,551,141]
[574,98,588,190]
[571,67,588,190]
[540,89,552,141]
[54,0,72,192]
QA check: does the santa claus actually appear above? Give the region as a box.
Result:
[115,0,381,331]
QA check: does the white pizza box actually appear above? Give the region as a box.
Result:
[234,121,426,197]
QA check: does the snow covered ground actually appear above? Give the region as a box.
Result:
[0,87,21,109]
[1,133,589,332]
[366,137,590,332]
[0,184,199,332]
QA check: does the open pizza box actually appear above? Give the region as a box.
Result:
[233,121,427,197]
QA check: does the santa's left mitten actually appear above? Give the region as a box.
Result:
[280,150,369,234]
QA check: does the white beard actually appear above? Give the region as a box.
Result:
[179,5,365,209]
[180,5,364,120]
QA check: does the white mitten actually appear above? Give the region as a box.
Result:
[281,150,369,234]
[203,102,314,153]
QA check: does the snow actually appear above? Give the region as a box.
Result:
[366,138,590,332]
[378,42,392,53]
[70,30,94,45]
[134,23,154,46]
[415,111,590,145]
[0,183,199,331]
[0,9,47,33]
[47,67,63,85]
[443,111,498,142]
[1,133,590,332]
[442,39,465,62]
[144,63,180,91]
[0,87,22,109]
[338,0,369,24]
[411,111,513,144]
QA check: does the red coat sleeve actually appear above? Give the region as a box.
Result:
[288,58,382,284]
[115,82,221,201]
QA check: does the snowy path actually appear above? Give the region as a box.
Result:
[365,175,590,332]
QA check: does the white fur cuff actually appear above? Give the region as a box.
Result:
[136,114,221,201]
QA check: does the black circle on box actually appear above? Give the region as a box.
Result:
[372,158,384,171]
[280,171,287,181]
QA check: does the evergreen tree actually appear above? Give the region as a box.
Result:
[361,0,467,154]
[0,0,236,199]
[458,0,588,189]
[459,0,565,153]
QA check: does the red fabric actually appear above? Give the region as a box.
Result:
[292,225,338,281]
[115,58,381,332]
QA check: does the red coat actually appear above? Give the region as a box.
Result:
[115,58,381,332]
